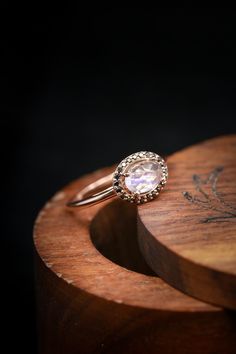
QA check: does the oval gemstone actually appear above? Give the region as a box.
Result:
[125,161,163,194]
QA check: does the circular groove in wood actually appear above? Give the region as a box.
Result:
[34,166,217,312]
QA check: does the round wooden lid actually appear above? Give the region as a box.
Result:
[138,135,236,310]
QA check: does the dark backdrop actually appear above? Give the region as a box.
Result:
[2,8,236,352]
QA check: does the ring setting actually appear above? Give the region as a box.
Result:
[67,151,168,208]
[113,151,168,204]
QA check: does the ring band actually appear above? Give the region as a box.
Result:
[67,173,115,207]
[67,151,168,208]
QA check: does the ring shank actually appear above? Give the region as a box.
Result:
[67,172,115,207]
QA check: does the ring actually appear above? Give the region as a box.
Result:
[67,151,168,208]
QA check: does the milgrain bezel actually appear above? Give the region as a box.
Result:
[112,151,168,204]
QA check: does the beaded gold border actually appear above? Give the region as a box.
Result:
[112,151,168,204]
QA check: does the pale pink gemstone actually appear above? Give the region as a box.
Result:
[125,161,163,194]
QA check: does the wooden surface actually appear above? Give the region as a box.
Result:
[34,162,236,354]
[138,135,236,310]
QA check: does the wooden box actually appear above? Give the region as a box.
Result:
[34,136,236,354]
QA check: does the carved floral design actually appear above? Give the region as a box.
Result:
[183,166,236,223]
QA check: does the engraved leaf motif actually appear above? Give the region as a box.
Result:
[183,166,236,223]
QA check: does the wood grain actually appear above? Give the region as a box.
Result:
[138,134,236,310]
[34,162,236,354]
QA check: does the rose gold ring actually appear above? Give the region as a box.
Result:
[67,151,168,208]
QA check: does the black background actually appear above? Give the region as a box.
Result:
[2,7,236,352]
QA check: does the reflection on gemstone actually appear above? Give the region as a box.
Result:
[125,160,163,194]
